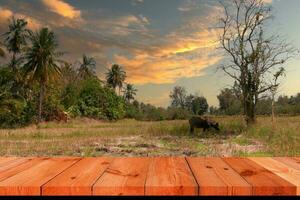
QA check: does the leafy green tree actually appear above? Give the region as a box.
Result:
[191,96,208,115]
[61,62,77,85]
[209,106,219,115]
[60,63,79,109]
[0,67,27,127]
[23,28,62,123]
[123,83,137,103]
[3,17,29,72]
[106,64,126,95]
[217,88,242,115]
[169,86,187,109]
[75,78,125,120]
[77,54,96,80]
[185,94,208,115]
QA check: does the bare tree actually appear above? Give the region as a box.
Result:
[219,0,297,125]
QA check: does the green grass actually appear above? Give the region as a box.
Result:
[0,116,299,157]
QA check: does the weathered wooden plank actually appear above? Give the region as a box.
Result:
[0,157,81,195]
[249,157,300,195]
[187,157,251,196]
[145,157,198,196]
[42,157,113,196]
[273,157,300,171]
[93,157,150,196]
[223,158,296,195]
[0,158,44,182]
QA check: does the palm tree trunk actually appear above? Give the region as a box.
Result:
[11,53,16,72]
[38,83,45,124]
[119,87,121,96]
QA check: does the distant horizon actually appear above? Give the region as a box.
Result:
[1,0,300,108]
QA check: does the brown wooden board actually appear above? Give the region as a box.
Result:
[0,158,45,182]
[145,157,198,196]
[0,157,33,175]
[93,157,150,196]
[187,157,252,196]
[273,157,300,171]
[0,157,19,167]
[293,157,300,162]
[249,157,300,195]
[42,157,113,196]
[0,157,298,196]
[0,157,80,195]
[223,158,296,195]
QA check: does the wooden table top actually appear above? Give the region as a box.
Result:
[0,156,299,196]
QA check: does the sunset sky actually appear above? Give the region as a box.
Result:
[0,0,300,107]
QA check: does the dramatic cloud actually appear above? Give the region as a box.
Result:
[0,7,13,22]
[98,15,150,36]
[262,0,273,3]
[41,0,81,19]
[113,5,223,84]
[0,7,41,30]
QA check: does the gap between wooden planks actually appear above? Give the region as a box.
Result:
[0,157,298,196]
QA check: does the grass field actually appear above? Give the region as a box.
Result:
[0,116,299,157]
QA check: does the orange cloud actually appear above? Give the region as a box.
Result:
[0,7,41,30]
[0,7,13,22]
[115,47,222,84]
[262,0,273,3]
[42,0,81,19]
[113,12,222,85]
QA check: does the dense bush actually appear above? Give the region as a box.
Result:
[67,78,125,120]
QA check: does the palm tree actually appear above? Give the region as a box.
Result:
[123,83,137,103]
[3,17,29,72]
[61,62,77,85]
[23,28,62,123]
[77,54,96,80]
[106,64,126,95]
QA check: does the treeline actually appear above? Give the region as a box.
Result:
[211,84,300,116]
[0,17,196,128]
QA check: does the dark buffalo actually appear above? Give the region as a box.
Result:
[189,116,220,133]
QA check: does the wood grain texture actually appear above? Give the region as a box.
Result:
[42,157,113,196]
[0,158,44,182]
[187,157,252,196]
[0,157,80,195]
[0,157,298,196]
[0,157,33,174]
[93,157,150,196]
[145,157,198,196]
[273,157,300,171]
[0,157,19,166]
[249,157,300,195]
[293,157,300,162]
[223,158,296,196]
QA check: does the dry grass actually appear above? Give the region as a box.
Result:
[0,116,299,157]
